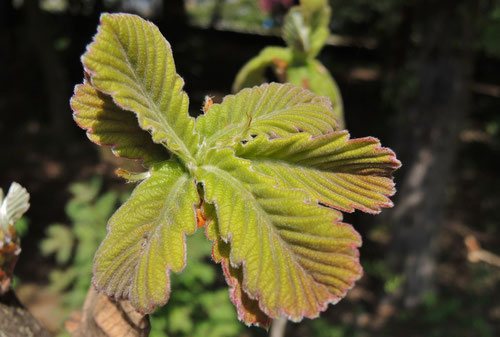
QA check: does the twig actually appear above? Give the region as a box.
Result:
[270,316,287,337]
[0,289,52,337]
[464,235,500,268]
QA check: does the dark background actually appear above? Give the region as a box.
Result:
[1,1,499,336]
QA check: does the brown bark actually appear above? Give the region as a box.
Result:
[24,1,73,138]
[387,0,477,307]
[67,287,150,337]
[0,289,52,337]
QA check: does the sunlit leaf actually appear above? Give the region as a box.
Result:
[287,60,344,128]
[196,83,337,149]
[93,160,199,313]
[236,132,400,214]
[71,82,169,165]
[82,13,198,163]
[197,149,362,322]
[206,209,272,328]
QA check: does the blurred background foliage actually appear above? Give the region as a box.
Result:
[1,0,499,336]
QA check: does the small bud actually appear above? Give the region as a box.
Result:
[202,96,214,114]
[115,168,151,183]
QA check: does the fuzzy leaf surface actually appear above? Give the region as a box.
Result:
[205,207,272,328]
[197,149,362,322]
[196,83,337,149]
[287,60,344,127]
[236,132,400,214]
[71,82,169,165]
[82,13,198,163]
[93,161,199,313]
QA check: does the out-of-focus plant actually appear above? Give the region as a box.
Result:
[71,13,399,329]
[40,177,122,309]
[233,0,345,127]
[259,0,295,13]
[0,182,30,294]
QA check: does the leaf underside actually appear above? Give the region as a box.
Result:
[71,82,169,165]
[73,13,401,329]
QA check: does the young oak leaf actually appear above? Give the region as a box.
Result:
[82,13,198,163]
[71,81,169,166]
[92,161,199,313]
[196,82,338,149]
[236,132,401,214]
[196,148,363,322]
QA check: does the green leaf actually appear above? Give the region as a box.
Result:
[283,7,311,56]
[287,60,344,128]
[206,210,271,328]
[196,83,338,150]
[283,4,331,59]
[40,224,75,264]
[82,13,199,163]
[307,5,331,58]
[300,0,328,13]
[71,82,169,165]
[93,160,199,313]
[197,149,362,322]
[48,269,78,292]
[232,47,292,93]
[236,132,400,214]
[68,176,102,204]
